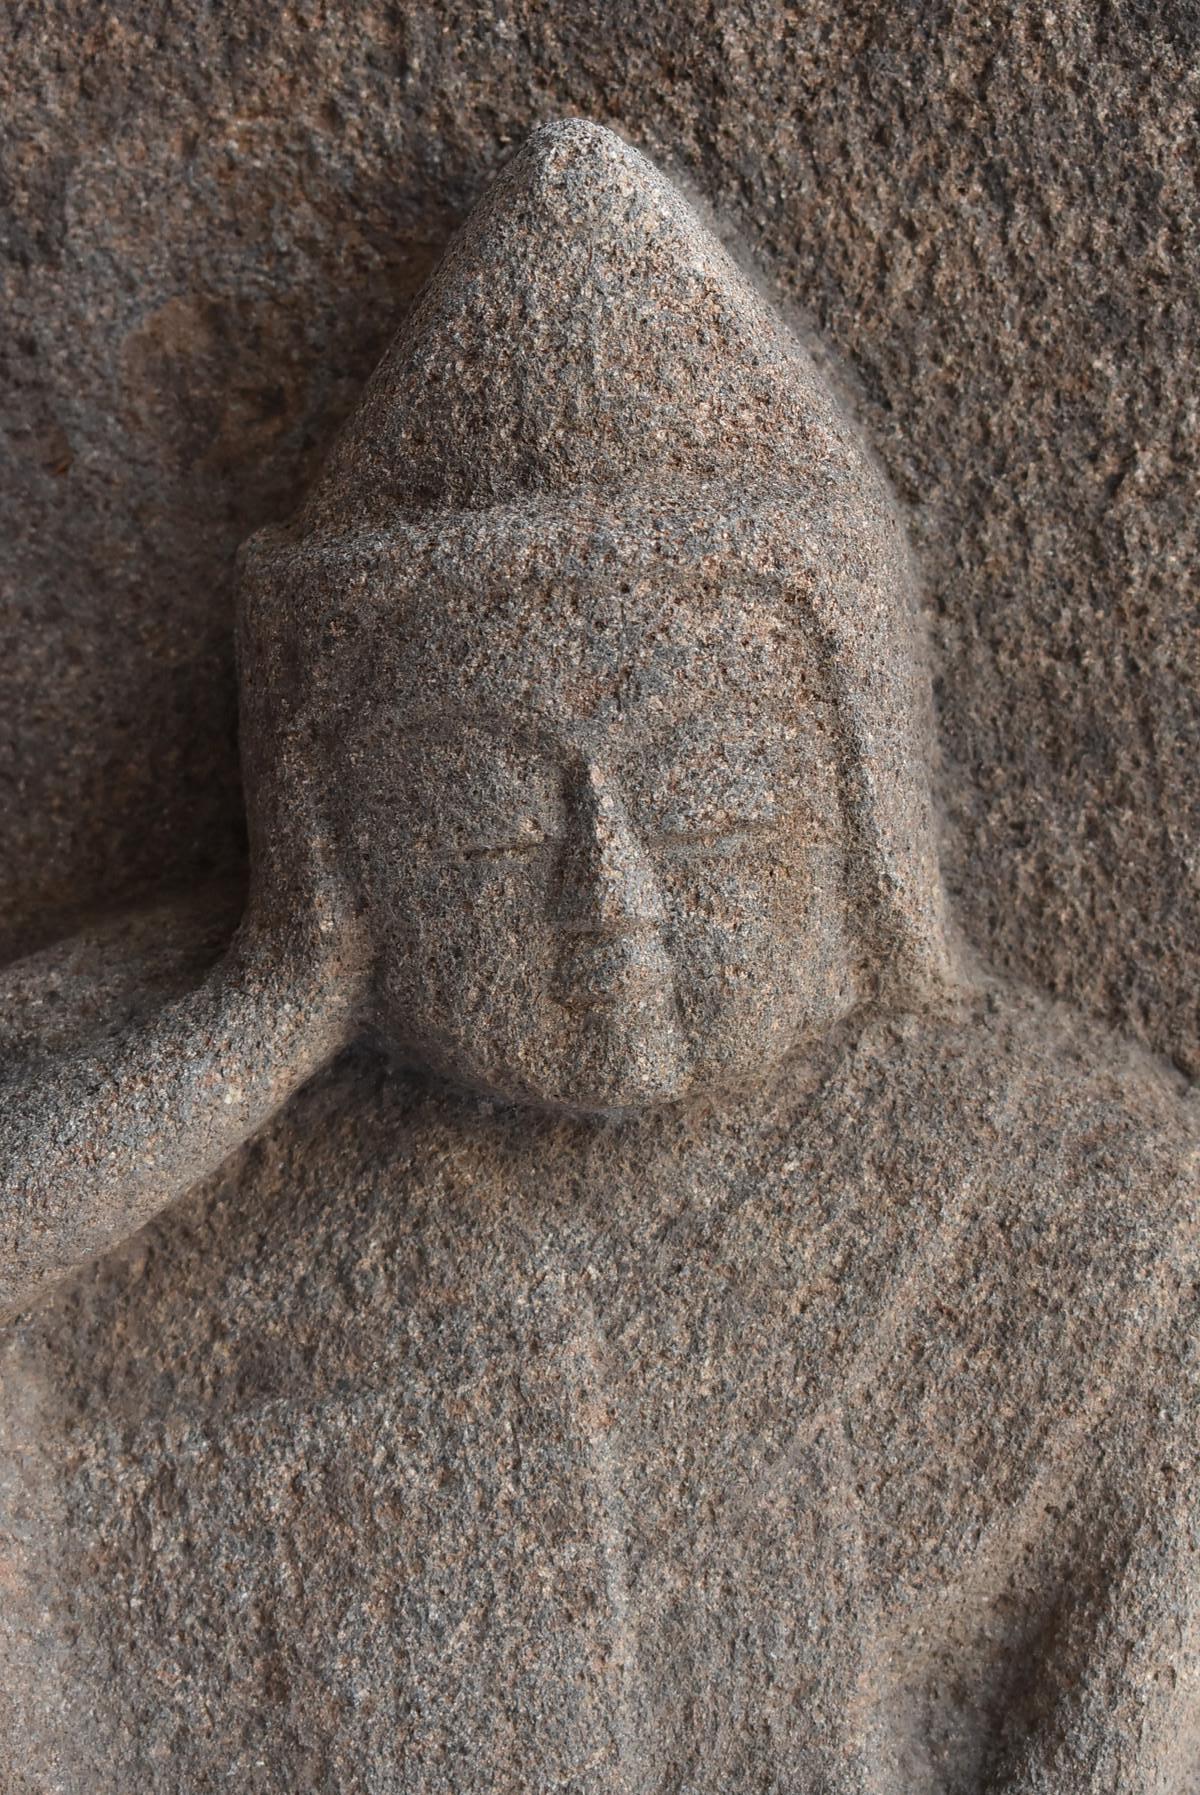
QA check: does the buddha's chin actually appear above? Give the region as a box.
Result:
[472,1002,694,1116]
[550,1035,695,1116]
[542,1053,693,1117]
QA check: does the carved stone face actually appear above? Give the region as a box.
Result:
[333,529,856,1112]
[237,120,954,1109]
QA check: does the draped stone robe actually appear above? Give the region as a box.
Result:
[1,903,1197,1793]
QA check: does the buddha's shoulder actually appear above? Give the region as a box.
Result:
[339,983,1200,1275]
[801,988,1200,1576]
[803,981,1196,1215]
[811,984,1199,1323]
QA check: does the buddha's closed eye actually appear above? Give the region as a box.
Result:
[454,809,788,863]
[459,822,778,861]
[384,726,564,860]
[652,815,784,852]
[457,823,558,860]
[413,807,783,866]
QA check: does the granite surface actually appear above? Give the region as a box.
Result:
[3,1,1198,1073]
[2,11,1199,1794]
[2,914,1198,1789]
[1,119,950,1309]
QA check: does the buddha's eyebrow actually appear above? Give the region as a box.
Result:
[387,707,560,756]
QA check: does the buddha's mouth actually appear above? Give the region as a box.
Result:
[558,977,676,1016]
[553,930,674,1012]
[546,995,691,1111]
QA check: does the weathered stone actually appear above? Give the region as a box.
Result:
[1,117,1198,1792]
[3,4,1197,1077]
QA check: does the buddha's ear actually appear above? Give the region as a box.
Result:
[233,526,368,984]
[799,516,958,1009]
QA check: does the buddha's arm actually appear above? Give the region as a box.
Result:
[0,924,361,1318]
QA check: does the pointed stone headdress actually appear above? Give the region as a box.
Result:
[240,120,954,1001]
[304,118,857,519]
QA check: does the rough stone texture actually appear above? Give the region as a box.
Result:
[2,18,1199,1795]
[1,121,953,1308]
[3,942,1200,1789]
[2,2,1198,1072]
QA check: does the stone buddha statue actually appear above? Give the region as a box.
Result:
[1,121,1197,1792]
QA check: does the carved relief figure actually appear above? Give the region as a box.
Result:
[1,122,1197,1791]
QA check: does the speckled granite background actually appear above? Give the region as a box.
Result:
[3,11,1200,1793]
[3,2,1198,1074]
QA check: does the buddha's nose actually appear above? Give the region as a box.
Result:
[553,762,670,1005]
